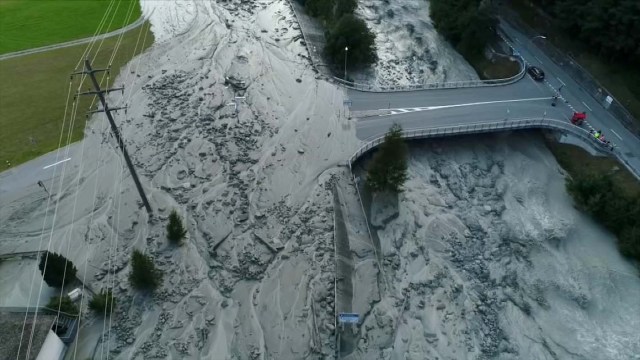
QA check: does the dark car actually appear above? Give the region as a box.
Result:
[527,66,545,81]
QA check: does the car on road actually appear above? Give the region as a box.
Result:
[527,66,545,81]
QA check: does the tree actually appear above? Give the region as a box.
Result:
[167,209,187,244]
[39,251,78,288]
[554,0,640,61]
[129,249,163,291]
[89,290,116,316]
[325,14,377,70]
[366,124,408,193]
[429,0,495,59]
[566,172,640,262]
[46,295,79,316]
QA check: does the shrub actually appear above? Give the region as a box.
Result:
[325,14,377,70]
[366,124,408,193]
[39,251,78,288]
[46,295,79,316]
[567,173,640,262]
[89,290,116,315]
[167,210,187,244]
[128,249,163,291]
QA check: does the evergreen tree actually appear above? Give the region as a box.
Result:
[325,14,377,70]
[46,295,79,316]
[366,124,408,193]
[39,251,78,288]
[129,249,163,291]
[429,0,495,59]
[89,290,117,315]
[167,209,187,245]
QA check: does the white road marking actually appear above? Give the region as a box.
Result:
[557,78,566,86]
[611,129,623,140]
[43,157,71,169]
[378,97,550,114]
[534,55,543,63]
[515,38,522,44]
[581,101,592,111]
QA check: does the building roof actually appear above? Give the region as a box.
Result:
[0,312,57,360]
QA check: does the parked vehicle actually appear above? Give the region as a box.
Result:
[527,66,545,81]
[571,112,586,125]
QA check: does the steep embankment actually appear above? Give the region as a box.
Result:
[350,132,640,359]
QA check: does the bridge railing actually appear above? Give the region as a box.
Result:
[348,118,620,168]
[333,55,526,92]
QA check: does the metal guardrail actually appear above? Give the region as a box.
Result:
[287,0,526,93]
[348,118,618,168]
[332,55,526,92]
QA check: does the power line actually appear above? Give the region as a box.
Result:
[74,59,152,215]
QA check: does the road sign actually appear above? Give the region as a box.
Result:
[338,313,359,324]
[604,95,613,109]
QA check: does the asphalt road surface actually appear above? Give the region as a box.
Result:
[348,22,640,177]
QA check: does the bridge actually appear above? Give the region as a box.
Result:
[288,0,640,178]
[287,5,640,358]
[348,118,615,168]
[340,23,640,179]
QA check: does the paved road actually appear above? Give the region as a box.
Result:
[0,16,145,61]
[349,23,640,177]
[0,144,83,207]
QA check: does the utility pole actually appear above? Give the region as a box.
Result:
[344,46,348,80]
[74,59,152,215]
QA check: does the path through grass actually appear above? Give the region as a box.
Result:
[0,0,141,54]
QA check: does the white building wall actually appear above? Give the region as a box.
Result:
[35,330,65,360]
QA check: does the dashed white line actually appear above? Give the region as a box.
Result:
[557,78,566,86]
[581,101,592,111]
[611,129,623,140]
[43,157,71,169]
[534,55,543,63]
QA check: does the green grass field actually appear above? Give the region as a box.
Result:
[0,0,142,54]
[0,21,154,169]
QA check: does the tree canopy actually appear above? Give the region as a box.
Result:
[304,0,357,24]
[567,173,640,259]
[429,0,495,59]
[167,209,187,245]
[366,124,409,193]
[39,251,78,288]
[89,290,117,316]
[325,14,377,70]
[301,0,377,72]
[46,295,79,316]
[536,0,640,61]
[129,249,163,291]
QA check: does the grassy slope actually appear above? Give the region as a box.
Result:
[508,0,640,126]
[0,22,154,169]
[546,140,640,198]
[0,0,141,54]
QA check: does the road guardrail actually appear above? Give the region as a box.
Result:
[348,118,623,169]
[333,55,526,92]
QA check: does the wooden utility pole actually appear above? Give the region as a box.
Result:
[74,59,152,214]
